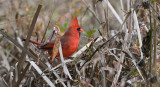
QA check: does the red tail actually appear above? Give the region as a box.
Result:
[22,39,42,45]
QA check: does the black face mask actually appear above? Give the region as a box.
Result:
[77,28,81,36]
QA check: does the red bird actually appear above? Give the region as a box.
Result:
[25,16,83,58]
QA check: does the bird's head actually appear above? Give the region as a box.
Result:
[69,16,83,34]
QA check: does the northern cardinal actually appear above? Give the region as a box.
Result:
[24,16,83,58]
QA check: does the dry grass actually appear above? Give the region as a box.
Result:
[0,0,160,87]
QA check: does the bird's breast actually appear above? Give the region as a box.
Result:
[61,38,79,57]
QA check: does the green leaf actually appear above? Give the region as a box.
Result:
[153,0,156,2]
[86,30,96,37]
[63,22,68,28]
[136,39,140,47]
[56,24,65,32]
[130,70,139,75]
[85,44,93,55]
[8,44,12,50]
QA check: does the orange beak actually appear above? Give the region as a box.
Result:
[79,28,83,33]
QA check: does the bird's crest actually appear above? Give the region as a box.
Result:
[70,16,80,28]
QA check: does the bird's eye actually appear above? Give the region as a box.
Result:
[77,28,80,31]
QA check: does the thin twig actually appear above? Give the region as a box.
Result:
[153,2,157,68]
[80,32,120,70]
[149,5,153,87]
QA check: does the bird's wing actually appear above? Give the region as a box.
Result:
[39,36,70,50]
[39,42,55,50]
